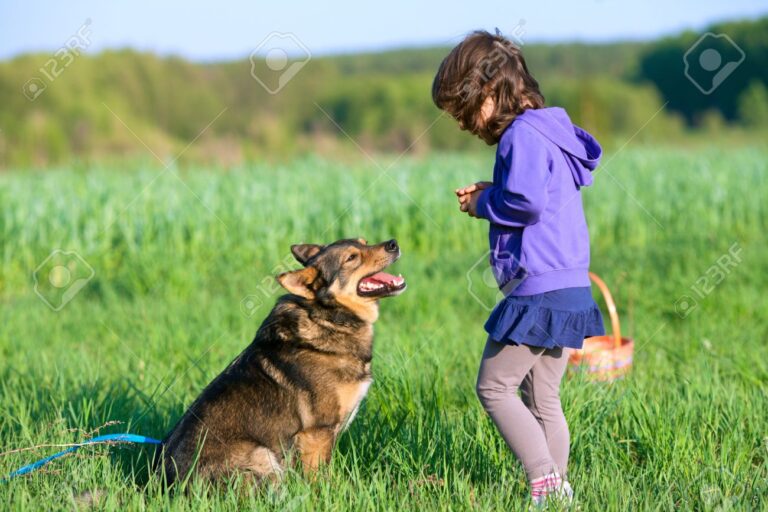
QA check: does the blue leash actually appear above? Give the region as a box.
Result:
[1,433,161,483]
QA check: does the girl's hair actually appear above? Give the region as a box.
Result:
[432,31,544,144]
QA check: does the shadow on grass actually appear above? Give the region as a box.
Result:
[2,363,517,495]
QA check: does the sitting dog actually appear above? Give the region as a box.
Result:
[156,238,406,484]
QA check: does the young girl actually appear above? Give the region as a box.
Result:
[432,31,605,505]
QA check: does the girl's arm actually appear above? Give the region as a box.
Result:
[475,126,550,227]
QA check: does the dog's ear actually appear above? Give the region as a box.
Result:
[276,267,319,299]
[290,244,323,266]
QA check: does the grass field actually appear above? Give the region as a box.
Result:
[1,146,767,510]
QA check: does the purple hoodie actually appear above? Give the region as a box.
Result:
[475,107,601,296]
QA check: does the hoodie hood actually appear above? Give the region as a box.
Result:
[515,107,602,187]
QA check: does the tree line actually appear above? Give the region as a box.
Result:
[0,16,765,167]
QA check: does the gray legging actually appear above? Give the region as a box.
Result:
[476,339,571,481]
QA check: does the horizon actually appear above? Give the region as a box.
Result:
[1,0,766,61]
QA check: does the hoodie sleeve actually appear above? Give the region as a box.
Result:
[475,125,551,227]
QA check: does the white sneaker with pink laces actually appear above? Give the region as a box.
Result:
[530,473,574,507]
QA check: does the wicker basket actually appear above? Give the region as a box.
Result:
[568,272,634,381]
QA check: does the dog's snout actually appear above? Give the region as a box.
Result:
[384,239,399,253]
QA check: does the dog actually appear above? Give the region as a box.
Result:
[156,238,406,485]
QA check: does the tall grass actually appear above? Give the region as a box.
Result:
[1,146,766,510]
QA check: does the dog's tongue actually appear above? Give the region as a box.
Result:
[361,272,404,287]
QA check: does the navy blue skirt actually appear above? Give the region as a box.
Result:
[485,287,605,350]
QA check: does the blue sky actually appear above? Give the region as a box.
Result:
[0,0,765,60]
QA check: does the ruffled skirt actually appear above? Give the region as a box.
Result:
[484,287,605,350]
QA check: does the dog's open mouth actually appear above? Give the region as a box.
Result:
[357,272,406,297]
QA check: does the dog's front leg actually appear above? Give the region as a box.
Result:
[293,427,335,474]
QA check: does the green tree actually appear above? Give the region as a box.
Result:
[738,81,768,127]
[639,17,768,125]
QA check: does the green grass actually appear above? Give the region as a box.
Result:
[1,147,767,510]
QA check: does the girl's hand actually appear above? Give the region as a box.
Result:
[455,181,492,197]
[456,181,492,217]
[460,189,483,217]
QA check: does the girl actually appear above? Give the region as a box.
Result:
[432,31,605,505]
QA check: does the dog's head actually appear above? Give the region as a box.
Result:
[276,238,406,322]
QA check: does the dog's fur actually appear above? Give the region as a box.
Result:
[155,238,405,484]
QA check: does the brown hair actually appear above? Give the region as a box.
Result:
[432,31,544,144]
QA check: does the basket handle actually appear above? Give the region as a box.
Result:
[588,272,622,349]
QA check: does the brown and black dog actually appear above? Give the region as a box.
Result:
[156,238,405,485]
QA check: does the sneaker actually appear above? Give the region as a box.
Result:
[530,476,574,508]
